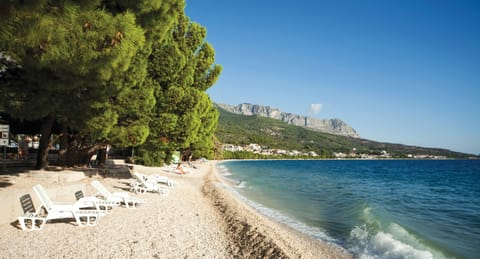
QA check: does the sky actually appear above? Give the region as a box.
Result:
[185,0,480,155]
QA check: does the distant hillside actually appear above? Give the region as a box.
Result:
[215,106,471,159]
[216,103,359,138]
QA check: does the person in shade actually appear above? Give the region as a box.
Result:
[18,136,30,160]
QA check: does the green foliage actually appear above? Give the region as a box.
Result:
[0,0,185,168]
[222,151,259,160]
[137,13,221,165]
[0,0,223,168]
[216,106,471,159]
[190,103,219,159]
[102,0,185,44]
[0,1,146,119]
[222,151,323,160]
[105,49,156,148]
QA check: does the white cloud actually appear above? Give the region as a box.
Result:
[308,103,323,114]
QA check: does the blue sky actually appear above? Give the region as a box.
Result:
[185,0,480,155]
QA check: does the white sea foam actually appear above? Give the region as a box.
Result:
[237,181,247,188]
[216,164,231,176]
[349,224,443,259]
[217,165,228,173]
[216,164,242,186]
[220,182,442,259]
[215,160,475,258]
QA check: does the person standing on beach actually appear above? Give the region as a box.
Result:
[106,144,111,160]
[18,136,30,160]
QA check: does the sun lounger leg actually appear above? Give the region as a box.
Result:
[18,214,47,231]
[75,211,100,226]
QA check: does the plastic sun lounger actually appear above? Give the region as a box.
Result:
[133,172,169,195]
[90,180,145,208]
[75,190,120,214]
[32,184,101,227]
[129,180,147,194]
[17,194,47,231]
[139,172,177,187]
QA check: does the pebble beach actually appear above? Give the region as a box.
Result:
[0,161,351,258]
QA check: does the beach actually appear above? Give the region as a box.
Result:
[0,161,351,258]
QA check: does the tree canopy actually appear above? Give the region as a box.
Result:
[0,0,221,169]
[136,13,222,166]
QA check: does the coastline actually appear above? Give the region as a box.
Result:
[0,160,351,258]
[205,161,352,258]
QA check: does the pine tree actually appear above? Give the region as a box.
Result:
[0,0,184,168]
[137,13,222,165]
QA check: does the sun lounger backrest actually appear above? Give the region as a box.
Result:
[33,184,54,211]
[133,173,147,185]
[74,190,84,201]
[91,181,111,197]
[20,194,36,214]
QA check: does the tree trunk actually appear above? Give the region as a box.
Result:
[97,148,107,167]
[57,124,69,167]
[66,147,96,167]
[35,114,55,170]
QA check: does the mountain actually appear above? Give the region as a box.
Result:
[215,106,473,159]
[216,103,359,138]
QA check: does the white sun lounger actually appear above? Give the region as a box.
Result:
[91,180,145,208]
[133,172,169,195]
[137,172,177,187]
[17,194,47,231]
[33,184,101,227]
[75,190,119,214]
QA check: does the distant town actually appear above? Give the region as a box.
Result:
[223,143,452,160]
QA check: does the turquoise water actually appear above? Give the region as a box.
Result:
[217,160,480,259]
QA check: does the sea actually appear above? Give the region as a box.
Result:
[217,160,480,259]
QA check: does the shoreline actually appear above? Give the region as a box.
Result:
[0,160,351,258]
[205,161,352,258]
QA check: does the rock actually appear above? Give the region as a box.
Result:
[216,103,360,138]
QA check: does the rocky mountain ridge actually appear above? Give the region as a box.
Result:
[216,103,360,138]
